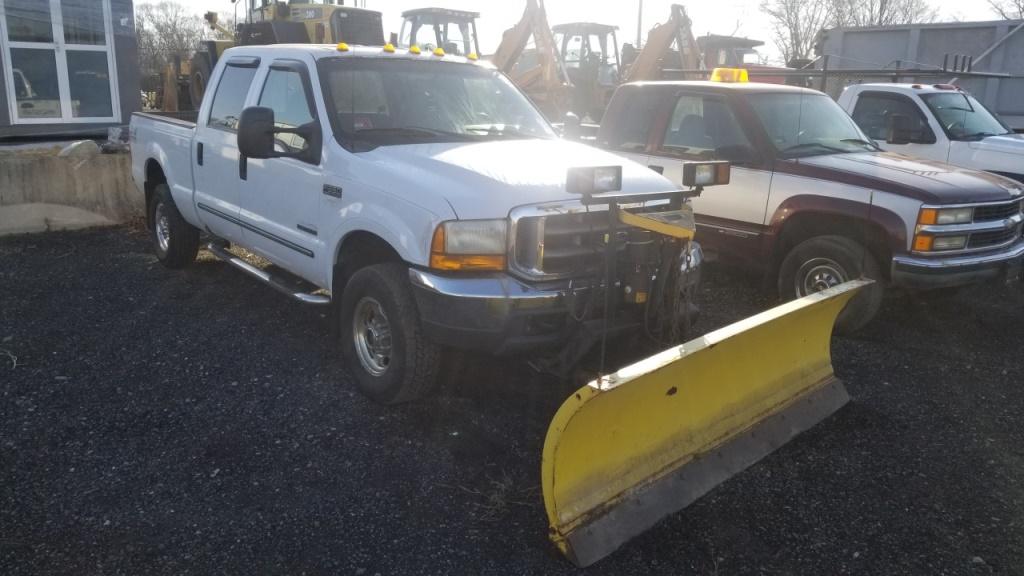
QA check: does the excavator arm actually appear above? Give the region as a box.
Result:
[492,0,570,118]
[623,4,702,84]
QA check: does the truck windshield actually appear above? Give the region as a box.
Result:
[921,92,1011,141]
[318,58,556,149]
[747,93,878,158]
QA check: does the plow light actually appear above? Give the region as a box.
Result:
[430,220,507,271]
[566,166,622,196]
[682,161,731,187]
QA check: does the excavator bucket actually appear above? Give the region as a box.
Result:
[542,280,870,567]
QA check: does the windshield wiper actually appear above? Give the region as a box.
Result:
[464,125,542,140]
[353,126,473,140]
[781,142,850,156]
[840,138,880,149]
[961,131,1005,140]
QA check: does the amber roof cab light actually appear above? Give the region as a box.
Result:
[710,68,749,83]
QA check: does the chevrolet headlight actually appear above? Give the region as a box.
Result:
[430,220,508,271]
[918,207,973,225]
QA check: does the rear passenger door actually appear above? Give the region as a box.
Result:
[238,58,325,285]
[648,92,772,263]
[192,56,260,245]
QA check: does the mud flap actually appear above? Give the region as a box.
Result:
[541,280,871,567]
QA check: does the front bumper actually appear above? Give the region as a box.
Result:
[891,240,1024,290]
[409,243,703,356]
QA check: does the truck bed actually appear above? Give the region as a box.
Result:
[133,110,198,128]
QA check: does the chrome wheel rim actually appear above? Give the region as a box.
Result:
[352,297,392,377]
[155,202,171,254]
[796,257,848,296]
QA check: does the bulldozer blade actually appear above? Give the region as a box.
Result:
[542,280,871,567]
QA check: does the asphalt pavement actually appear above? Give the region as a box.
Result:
[2,226,1023,575]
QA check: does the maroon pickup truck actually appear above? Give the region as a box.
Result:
[591,80,1024,331]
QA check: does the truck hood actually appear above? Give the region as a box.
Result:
[360,139,677,220]
[787,152,1024,204]
[973,133,1024,155]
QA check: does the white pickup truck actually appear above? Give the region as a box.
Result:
[838,83,1024,183]
[130,44,707,403]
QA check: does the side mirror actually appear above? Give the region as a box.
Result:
[237,106,321,163]
[715,144,757,166]
[562,111,582,141]
[886,114,912,145]
[237,106,277,159]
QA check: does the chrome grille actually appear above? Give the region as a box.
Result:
[968,225,1022,249]
[973,199,1023,222]
[515,211,623,278]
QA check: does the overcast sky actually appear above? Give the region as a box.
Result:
[139,0,1004,64]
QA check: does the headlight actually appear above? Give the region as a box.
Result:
[430,220,507,271]
[913,234,968,252]
[931,235,968,251]
[918,207,973,225]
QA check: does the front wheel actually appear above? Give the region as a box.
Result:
[339,263,442,404]
[778,235,884,334]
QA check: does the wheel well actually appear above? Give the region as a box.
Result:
[333,231,403,293]
[775,212,892,280]
[144,159,166,223]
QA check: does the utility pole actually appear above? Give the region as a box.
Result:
[636,0,643,47]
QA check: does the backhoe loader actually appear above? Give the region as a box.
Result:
[491,0,571,119]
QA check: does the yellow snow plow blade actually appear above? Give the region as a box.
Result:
[542,279,871,567]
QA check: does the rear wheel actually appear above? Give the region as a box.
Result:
[778,235,884,334]
[149,183,200,269]
[339,263,442,404]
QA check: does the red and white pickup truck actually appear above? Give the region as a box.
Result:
[594,77,1024,330]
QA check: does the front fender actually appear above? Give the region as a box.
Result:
[325,195,450,292]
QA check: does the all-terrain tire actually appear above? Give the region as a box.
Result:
[149,183,200,269]
[339,263,442,404]
[778,235,884,334]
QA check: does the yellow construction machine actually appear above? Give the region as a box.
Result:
[529,163,869,566]
[181,1,384,109]
[491,0,572,119]
[622,3,703,83]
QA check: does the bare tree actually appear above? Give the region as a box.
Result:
[761,0,833,65]
[988,0,1024,19]
[831,0,938,27]
[135,1,207,79]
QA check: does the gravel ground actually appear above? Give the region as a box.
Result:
[2,225,1023,576]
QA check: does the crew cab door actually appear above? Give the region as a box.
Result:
[192,57,261,244]
[848,90,948,162]
[238,58,325,284]
[647,91,771,265]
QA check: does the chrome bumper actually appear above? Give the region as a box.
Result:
[891,239,1024,289]
[408,243,703,355]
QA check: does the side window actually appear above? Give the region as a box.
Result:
[258,64,316,154]
[207,64,258,131]
[851,93,935,143]
[659,94,751,161]
[600,89,661,153]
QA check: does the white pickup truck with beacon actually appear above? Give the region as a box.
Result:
[130,43,713,403]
